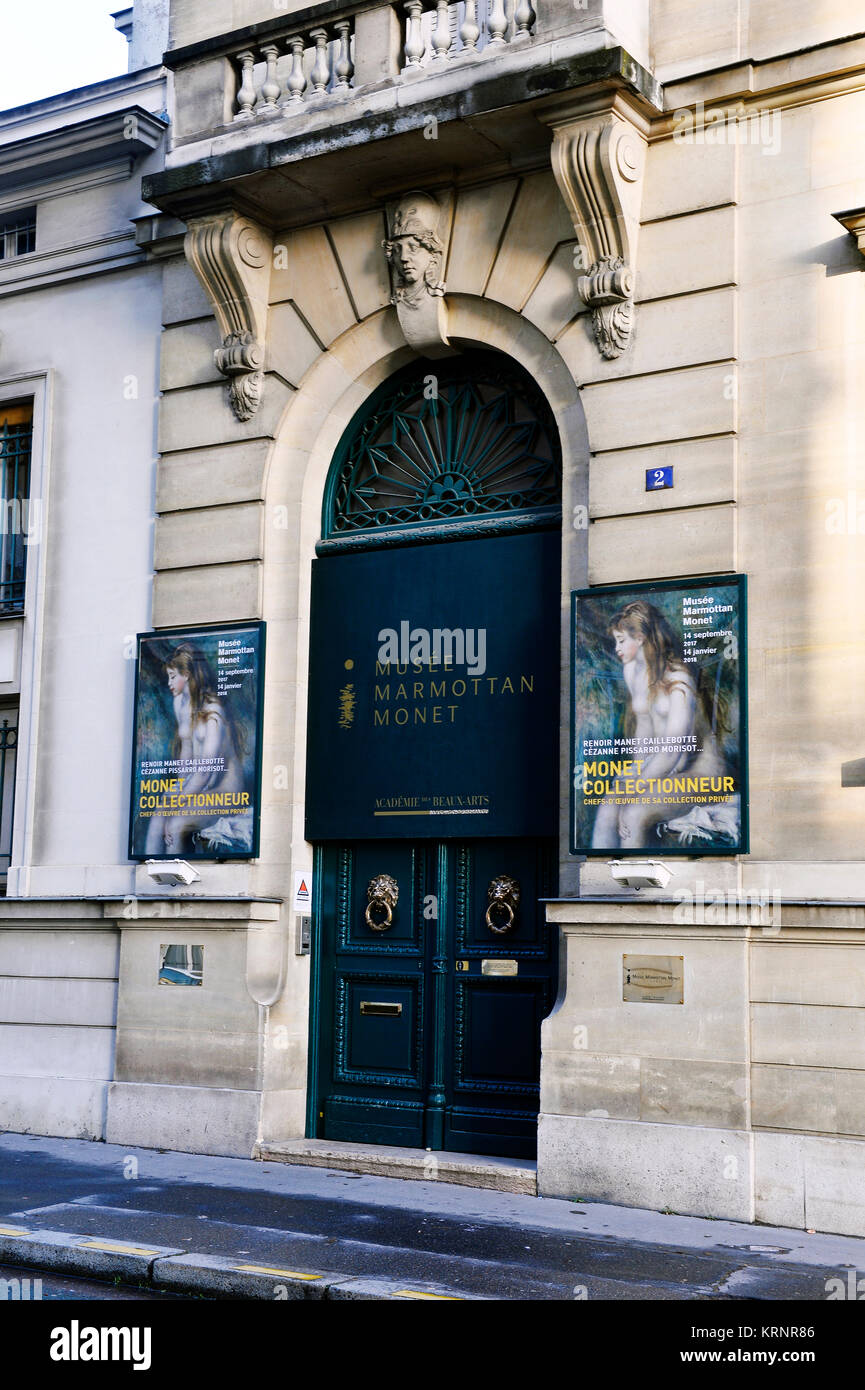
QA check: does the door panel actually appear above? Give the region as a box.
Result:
[445,837,556,1157]
[319,841,429,1147]
[340,975,422,1079]
[314,836,556,1157]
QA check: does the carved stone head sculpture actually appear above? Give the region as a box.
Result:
[383,192,446,308]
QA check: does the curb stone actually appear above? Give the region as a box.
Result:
[0,1227,478,1300]
[151,1252,476,1300]
[152,1253,342,1300]
[0,1227,184,1281]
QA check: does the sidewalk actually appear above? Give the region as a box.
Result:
[1,1132,863,1301]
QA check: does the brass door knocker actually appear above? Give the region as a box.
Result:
[485,875,520,934]
[365,873,398,931]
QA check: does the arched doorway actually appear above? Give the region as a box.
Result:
[305,350,561,1158]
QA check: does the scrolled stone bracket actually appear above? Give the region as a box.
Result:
[541,95,649,360]
[184,211,273,421]
[214,331,265,422]
[577,254,634,359]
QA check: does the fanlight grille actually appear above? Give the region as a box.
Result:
[324,354,561,545]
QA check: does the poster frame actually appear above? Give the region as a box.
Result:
[128,619,266,862]
[570,574,748,858]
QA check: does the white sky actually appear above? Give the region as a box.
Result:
[0,1,129,112]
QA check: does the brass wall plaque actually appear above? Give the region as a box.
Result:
[623,955,684,1004]
[481,959,518,977]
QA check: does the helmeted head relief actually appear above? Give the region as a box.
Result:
[383,192,446,302]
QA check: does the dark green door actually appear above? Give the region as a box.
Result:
[314,836,556,1158]
[305,350,562,1159]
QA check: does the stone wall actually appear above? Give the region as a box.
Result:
[650,0,865,78]
[540,903,865,1237]
[0,910,118,1140]
[579,51,865,899]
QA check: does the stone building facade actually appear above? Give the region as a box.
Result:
[3,0,865,1236]
[0,31,169,1138]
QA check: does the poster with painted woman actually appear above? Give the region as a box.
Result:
[129,622,265,860]
[571,577,747,856]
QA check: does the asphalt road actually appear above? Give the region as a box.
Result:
[2,1134,864,1302]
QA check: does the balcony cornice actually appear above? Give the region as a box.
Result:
[144,43,660,226]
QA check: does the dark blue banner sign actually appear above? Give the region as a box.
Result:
[306,533,559,840]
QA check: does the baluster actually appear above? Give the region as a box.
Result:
[309,27,331,95]
[487,0,508,46]
[234,49,257,121]
[512,0,535,40]
[404,0,425,68]
[282,35,307,104]
[257,43,282,114]
[460,0,480,52]
[333,20,354,91]
[431,0,453,60]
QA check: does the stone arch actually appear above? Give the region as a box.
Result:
[256,296,589,912]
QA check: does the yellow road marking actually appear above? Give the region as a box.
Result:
[0,1225,31,1237]
[393,1290,462,1300]
[235,1264,322,1280]
[77,1240,161,1257]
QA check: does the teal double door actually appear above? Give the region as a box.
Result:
[312,835,557,1158]
[304,352,563,1158]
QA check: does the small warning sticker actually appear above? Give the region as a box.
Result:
[293,871,312,914]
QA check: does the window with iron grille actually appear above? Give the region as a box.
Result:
[0,403,33,614]
[0,705,17,889]
[0,208,36,261]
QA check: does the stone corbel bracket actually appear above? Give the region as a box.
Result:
[184,211,273,421]
[834,208,865,261]
[542,95,649,359]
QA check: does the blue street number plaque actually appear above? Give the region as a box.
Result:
[646,466,674,491]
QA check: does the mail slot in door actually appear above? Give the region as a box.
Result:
[360,1001,403,1017]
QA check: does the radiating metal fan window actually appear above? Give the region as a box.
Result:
[322,353,561,551]
[0,404,32,614]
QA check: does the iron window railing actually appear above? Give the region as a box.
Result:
[0,208,36,261]
[0,711,18,887]
[0,404,33,614]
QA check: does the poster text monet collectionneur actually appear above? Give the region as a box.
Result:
[571,577,748,857]
[129,622,265,860]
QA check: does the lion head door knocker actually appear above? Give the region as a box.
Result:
[365,874,399,932]
[485,875,520,935]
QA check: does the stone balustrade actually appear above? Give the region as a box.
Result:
[233,20,356,119]
[231,0,537,122]
[406,0,537,68]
